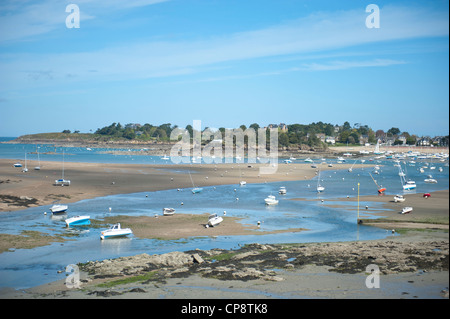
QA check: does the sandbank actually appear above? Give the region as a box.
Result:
[0,158,363,212]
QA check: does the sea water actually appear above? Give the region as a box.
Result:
[0,141,449,289]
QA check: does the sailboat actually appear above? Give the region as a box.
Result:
[316,166,325,193]
[369,172,386,194]
[398,165,416,191]
[54,150,71,186]
[373,139,383,155]
[189,170,202,194]
[348,160,357,172]
[34,146,41,170]
[22,153,28,172]
[238,165,246,186]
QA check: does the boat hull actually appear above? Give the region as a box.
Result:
[50,204,68,214]
[208,216,223,227]
[100,230,132,240]
[65,216,90,226]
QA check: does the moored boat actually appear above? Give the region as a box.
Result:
[402,180,416,191]
[394,195,405,202]
[163,208,175,216]
[401,207,413,214]
[65,215,90,226]
[100,223,132,240]
[50,203,68,214]
[264,195,279,205]
[279,186,287,195]
[207,214,223,227]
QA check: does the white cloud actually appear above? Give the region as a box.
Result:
[0,0,170,43]
[0,4,447,90]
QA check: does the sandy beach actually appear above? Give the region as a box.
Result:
[0,158,362,212]
[318,190,449,230]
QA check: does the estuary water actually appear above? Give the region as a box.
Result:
[0,140,448,289]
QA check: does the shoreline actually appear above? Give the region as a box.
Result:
[0,158,364,212]
[1,157,448,299]
[2,231,448,299]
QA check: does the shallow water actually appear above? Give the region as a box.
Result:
[0,142,448,289]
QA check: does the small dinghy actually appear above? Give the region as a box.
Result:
[264,195,279,205]
[279,187,287,195]
[401,207,413,214]
[100,223,132,240]
[50,203,68,214]
[65,215,90,227]
[394,195,405,203]
[163,208,175,216]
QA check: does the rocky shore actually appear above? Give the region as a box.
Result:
[80,241,449,282]
[2,232,448,299]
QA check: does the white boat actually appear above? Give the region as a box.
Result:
[54,178,71,186]
[65,215,90,226]
[304,158,313,163]
[373,139,383,155]
[239,181,247,186]
[13,162,22,167]
[424,178,437,183]
[401,207,413,214]
[163,207,175,216]
[264,195,279,205]
[161,155,170,160]
[316,167,325,193]
[54,150,70,186]
[283,159,292,164]
[34,146,41,170]
[394,195,405,202]
[343,152,352,157]
[398,165,416,191]
[50,204,68,214]
[402,180,416,191]
[207,214,223,227]
[22,153,28,172]
[279,186,287,195]
[100,223,132,240]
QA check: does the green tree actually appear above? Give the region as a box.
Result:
[123,127,135,140]
[387,127,401,136]
[279,132,289,147]
[342,121,352,132]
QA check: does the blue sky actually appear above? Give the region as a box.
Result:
[0,0,448,137]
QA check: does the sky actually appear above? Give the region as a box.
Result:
[0,0,448,137]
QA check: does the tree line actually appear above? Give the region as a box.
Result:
[62,121,448,147]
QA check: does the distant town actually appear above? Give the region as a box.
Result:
[14,121,449,150]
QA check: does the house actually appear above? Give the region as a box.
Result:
[359,135,369,145]
[325,136,336,144]
[417,137,431,146]
[316,133,326,142]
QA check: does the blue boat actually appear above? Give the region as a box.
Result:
[192,187,203,194]
[65,215,90,227]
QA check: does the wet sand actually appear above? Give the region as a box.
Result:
[317,190,449,230]
[2,231,448,299]
[100,214,306,240]
[0,158,361,212]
